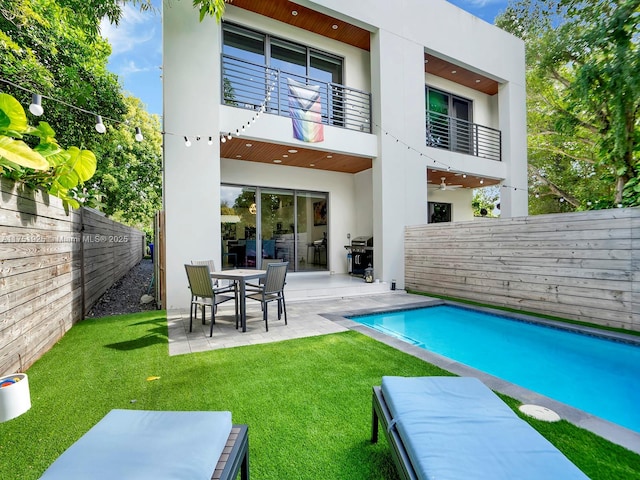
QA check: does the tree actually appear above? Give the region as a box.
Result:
[472,186,500,217]
[496,0,640,211]
[192,0,228,22]
[86,96,162,239]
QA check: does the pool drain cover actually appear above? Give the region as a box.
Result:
[519,404,561,422]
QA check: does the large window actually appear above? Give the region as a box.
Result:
[426,86,473,154]
[222,23,344,124]
[221,185,328,272]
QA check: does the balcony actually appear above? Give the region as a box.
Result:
[222,54,372,133]
[426,110,501,162]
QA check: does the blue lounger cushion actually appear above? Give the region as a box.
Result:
[381,376,589,480]
[39,409,232,480]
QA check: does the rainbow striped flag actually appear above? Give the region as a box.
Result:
[288,78,324,143]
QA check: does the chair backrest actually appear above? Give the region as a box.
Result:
[184,264,214,299]
[192,260,221,286]
[263,262,288,295]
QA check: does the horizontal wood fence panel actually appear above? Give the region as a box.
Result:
[405,208,639,331]
[0,178,145,375]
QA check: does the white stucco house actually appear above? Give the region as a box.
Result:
[161,0,527,310]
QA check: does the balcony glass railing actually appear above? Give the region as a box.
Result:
[222,54,372,133]
[426,110,501,161]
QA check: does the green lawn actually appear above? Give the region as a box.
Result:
[1,311,638,479]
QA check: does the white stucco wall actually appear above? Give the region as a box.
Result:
[163,0,224,310]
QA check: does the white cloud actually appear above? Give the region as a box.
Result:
[118,60,155,77]
[461,0,504,6]
[100,4,158,56]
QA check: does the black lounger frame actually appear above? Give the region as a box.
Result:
[212,424,250,480]
[371,386,418,480]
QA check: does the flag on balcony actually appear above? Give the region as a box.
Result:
[288,78,324,143]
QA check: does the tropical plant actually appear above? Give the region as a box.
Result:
[0,92,96,208]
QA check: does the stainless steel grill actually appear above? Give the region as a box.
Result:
[345,236,373,276]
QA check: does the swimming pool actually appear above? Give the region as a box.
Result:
[351,305,640,433]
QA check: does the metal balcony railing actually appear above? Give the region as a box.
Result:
[426,110,501,161]
[222,54,372,133]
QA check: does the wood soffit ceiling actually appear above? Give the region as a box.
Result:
[425,54,499,95]
[427,169,500,190]
[220,138,372,174]
[229,0,371,50]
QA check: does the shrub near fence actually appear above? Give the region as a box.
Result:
[0,178,145,375]
[405,208,640,332]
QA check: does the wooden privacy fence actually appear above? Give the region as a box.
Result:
[405,208,639,332]
[0,178,145,375]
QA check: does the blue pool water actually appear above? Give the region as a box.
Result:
[352,305,640,433]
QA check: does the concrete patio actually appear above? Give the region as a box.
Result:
[168,272,421,355]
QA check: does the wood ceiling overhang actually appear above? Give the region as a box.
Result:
[220,138,372,174]
[229,0,370,50]
[427,169,501,190]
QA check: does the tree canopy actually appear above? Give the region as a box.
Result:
[497,0,640,212]
[1,0,161,236]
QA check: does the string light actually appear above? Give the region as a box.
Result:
[29,94,44,116]
[184,136,191,147]
[95,115,106,134]
[0,77,145,141]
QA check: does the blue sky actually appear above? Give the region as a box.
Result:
[102,0,509,117]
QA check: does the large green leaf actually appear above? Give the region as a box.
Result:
[0,93,28,134]
[0,136,49,170]
[66,146,97,182]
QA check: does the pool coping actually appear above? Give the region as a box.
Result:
[322,298,640,455]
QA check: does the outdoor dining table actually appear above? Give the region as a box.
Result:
[209,269,266,332]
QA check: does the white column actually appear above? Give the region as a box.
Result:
[371,29,427,289]
[163,1,222,310]
[498,74,529,218]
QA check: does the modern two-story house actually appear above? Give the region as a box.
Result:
[162,0,527,310]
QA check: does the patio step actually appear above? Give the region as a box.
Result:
[284,273,394,302]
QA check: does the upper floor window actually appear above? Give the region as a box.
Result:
[222,23,343,84]
[426,86,473,155]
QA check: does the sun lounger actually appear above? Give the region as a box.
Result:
[371,376,589,480]
[39,409,248,480]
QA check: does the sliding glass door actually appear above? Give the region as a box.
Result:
[221,185,328,272]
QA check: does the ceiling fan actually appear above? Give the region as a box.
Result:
[428,177,463,191]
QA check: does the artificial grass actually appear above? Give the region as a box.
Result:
[0,311,638,479]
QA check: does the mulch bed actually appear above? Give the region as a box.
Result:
[86,258,158,318]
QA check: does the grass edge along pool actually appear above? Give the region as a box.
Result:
[349,303,640,434]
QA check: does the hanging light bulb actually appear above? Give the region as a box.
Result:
[95,115,106,134]
[29,94,44,116]
[184,136,191,147]
[134,127,144,142]
[479,178,484,184]
[227,132,232,140]
[220,135,227,143]
[208,136,213,145]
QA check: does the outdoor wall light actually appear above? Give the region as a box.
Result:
[95,115,106,134]
[29,94,44,116]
